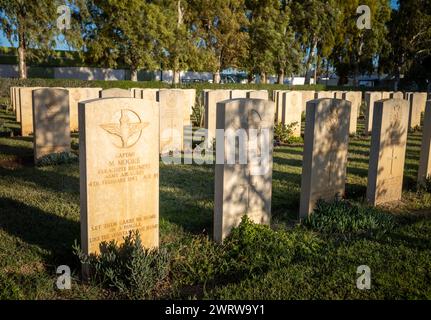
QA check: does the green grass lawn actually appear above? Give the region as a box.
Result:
[0,107,430,300]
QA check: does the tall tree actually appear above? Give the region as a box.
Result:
[188,0,249,83]
[84,0,167,81]
[382,0,431,89]
[157,0,205,84]
[0,0,86,79]
[272,1,303,84]
[244,0,302,84]
[329,0,391,86]
[290,0,338,84]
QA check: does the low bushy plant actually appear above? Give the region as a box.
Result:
[74,231,170,299]
[274,122,303,145]
[304,199,395,237]
[172,236,226,285]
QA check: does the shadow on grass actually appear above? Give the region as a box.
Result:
[159,164,214,234]
[0,140,33,165]
[0,197,80,266]
[0,166,79,195]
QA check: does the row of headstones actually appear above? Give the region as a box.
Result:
[8,87,197,162]
[270,90,428,136]
[203,89,269,143]
[7,87,431,256]
[78,95,274,254]
[77,93,431,256]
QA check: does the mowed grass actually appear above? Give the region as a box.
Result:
[0,107,430,300]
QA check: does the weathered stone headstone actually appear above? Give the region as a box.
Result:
[67,88,102,132]
[140,88,159,101]
[343,91,361,135]
[282,91,302,137]
[275,90,288,123]
[79,97,159,255]
[364,92,382,134]
[334,91,345,99]
[299,99,351,219]
[230,90,249,99]
[300,90,316,113]
[367,99,409,205]
[100,88,132,98]
[315,91,334,99]
[19,87,41,136]
[415,92,427,112]
[404,92,413,101]
[247,90,269,100]
[183,89,196,126]
[409,93,427,129]
[10,87,15,112]
[32,88,71,162]
[381,92,391,99]
[205,90,231,145]
[214,98,274,242]
[391,92,404,99]
[130,88,142,98]
[14,87,21,121]
[418,101,431,184]
[159,89,185,153]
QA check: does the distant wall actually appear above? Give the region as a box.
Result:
[0,64,215,82]
[53,66,126,80]
[0,64,19,78]
[155,70,213,83]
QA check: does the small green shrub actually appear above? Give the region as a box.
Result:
[304,199,395,237]
[172,236,226,285]
[74,231,170,299]
[274,122,303,145]
[36,152,78,166]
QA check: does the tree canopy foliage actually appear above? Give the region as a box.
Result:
[0,0,429,87]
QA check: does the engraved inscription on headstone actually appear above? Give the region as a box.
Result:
[79,98,159,255]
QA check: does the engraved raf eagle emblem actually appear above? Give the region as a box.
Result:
[100,109,149,148]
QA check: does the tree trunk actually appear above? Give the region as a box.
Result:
[173,69,181,84]
[325,60,329,87]
[18,29,27,79]
[277,69,284,84]
[260,72,267,84]
[305,38,317,85]
[130,68,138,81]
[213,70,221,84]
[313,55,321,85]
